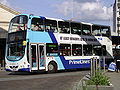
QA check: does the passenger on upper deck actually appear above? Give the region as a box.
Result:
[32,24,39,31]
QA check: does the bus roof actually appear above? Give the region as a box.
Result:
[81,22,93,26]
[15,14,110,27]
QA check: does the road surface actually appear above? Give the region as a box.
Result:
[0,70,89,90]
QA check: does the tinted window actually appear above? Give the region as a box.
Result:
[9,15,28,33]
[92,25,101,36]
[31,18,44,31]
[58,21,70,34]
[71,22,81,35]
[101,26,110,37]
[60,44,71,56]
[82,24,91,35]
[46,43,58,56]
[83,45,92,56]
[45,19,57,32]
[72,44,82,56]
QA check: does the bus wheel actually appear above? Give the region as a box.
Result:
[48,62,57,73]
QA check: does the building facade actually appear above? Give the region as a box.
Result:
[0,3,20,67]
[112,0,120,56]
[113,0,120,36]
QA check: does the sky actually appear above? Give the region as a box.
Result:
[0,0,115,26]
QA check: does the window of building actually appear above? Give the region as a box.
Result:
[45,19,57,32]
[58,21,70,34]
[60,44,71,56]
[83,45,92,56]
[72,44,82,56]
[71,22,81,35]
[46,43,58,56]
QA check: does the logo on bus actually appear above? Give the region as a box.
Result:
[69,60,90,64]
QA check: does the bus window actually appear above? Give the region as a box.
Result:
[58,21,70,34]
[83,45,92,56]
[31,18,44,31]
[45,19,57,32]
[101,26,110,37]
[102,45,106,56]
[46,43,58,56]
[9,15,28,32]
[92,25,101,36]
[82,24,91,35]
[7,42,25,60]
[60,44,71,56]
[93,45,102,56]
[72,44,82,56]
[71,22,81,35]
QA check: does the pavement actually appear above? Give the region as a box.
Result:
[106,71,120,90]
[73,71,120,90]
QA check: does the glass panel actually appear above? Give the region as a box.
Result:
[46,43,58,56]
[71,22,81,35]
[31,45,37,67]
[58,21,70,34]
[102,45,106,56]
[8,31,26,42]
[82,24,91,35]
[31,18,44,31]
[39,46,45,67]
[93,45,106,56]
[93,45,102,56]
[9,15,28,33]
[101,26,110,37]
[83,45,92,56]
[45,19,57,32]
[7,41,25,60]
[72,44,82,56]
[60,44,71,56]
[92,25,101,36]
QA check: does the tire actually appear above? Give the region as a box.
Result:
[48,62,57,73]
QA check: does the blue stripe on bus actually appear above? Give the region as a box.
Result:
[48,32,58,43]
[18,68,30,72]
[60,56,90,69]
[6,69,12,71]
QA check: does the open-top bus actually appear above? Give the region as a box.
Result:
[5,14,113,72]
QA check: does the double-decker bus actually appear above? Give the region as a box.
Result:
[5,14,113,72]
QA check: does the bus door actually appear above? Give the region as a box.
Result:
[30,44,45,71]
[30,44,38,70]
[38,44,45,70]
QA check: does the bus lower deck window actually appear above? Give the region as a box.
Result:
[60,44,71,56]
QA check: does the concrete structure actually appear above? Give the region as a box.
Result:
[0,3,20,67]
[113,0,120,36]
[112,0,120,55]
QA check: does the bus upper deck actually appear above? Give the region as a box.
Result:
[8,14,111,37]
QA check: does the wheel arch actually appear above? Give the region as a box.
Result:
[47,60,58,72]
[48,60,58,68]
